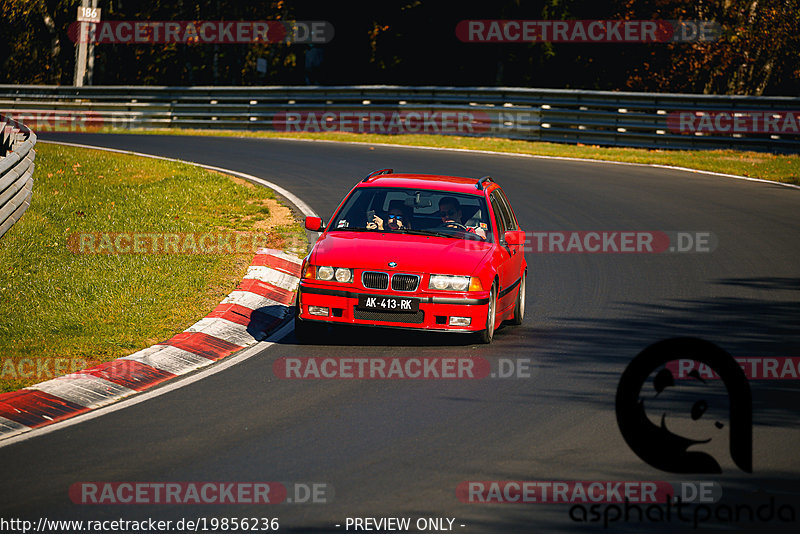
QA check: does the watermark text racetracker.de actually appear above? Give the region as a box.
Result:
[68,20,333,44]
[70,481,331,505]
[458,481,722,505]
[0,357,88,381]
[272,109,537,135]
[524,231,716,253]
[0,111,107,132]
[273,357,532,380]
[457,20,721,43]
[668,357,800,380]
[68,232,275,255]
[668,110,800,135]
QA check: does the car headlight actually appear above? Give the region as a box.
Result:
[317,266,335,281]
[312,265,353,283]
[429,274,473,291]
[335,267,353,283]
[450,277,470,291]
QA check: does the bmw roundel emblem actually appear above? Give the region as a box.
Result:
[388,261,397,268]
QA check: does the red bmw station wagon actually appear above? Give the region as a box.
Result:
[295,170,526,343]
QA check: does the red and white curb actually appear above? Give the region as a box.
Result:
[0,248,301,442]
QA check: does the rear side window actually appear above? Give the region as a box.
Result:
[490,195,507,237]
[494,189,518,231]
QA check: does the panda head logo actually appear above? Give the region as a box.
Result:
[616,337,752,474]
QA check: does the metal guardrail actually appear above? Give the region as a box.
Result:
[0,85,798,152]
[0,115,36,239]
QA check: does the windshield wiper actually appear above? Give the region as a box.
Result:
[397,228,460,239]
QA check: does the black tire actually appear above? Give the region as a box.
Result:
[477,283,497,344]
[294,297,321,343]
[509,272,526,326]
[294,315,320,344]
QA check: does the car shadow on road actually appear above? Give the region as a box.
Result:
[278,323,488,346]
[491,275,800,428]
[275,317,523,347]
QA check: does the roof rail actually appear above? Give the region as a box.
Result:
[362,168,394,182]
[476,175,494,190]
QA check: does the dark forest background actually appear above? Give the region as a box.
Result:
[1,0,798,95]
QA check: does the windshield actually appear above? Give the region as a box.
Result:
[329,187,493,242]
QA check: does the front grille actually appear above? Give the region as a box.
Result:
[391,274,420,292]
[362,271,389,290]
[353,308,425,324]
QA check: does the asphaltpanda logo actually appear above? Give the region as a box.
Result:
[615,337,752,474]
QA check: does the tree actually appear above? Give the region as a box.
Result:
[616,0,800,95]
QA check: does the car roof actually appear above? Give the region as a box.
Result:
[358,173,499,195]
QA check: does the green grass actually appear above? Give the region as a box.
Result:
[106,128,800,186]
[0,143,303,392]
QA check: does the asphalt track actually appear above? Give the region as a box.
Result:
[1,133,799,533]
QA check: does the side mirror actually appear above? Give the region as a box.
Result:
[305,216,324,232]
[503,230,525,246]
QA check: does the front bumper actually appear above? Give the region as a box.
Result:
[296,282,490,332]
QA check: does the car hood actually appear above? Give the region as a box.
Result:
[311,231,492,275]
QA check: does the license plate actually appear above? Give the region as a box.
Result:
[357,295,419,312]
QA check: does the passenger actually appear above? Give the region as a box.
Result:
[367,200,412,230]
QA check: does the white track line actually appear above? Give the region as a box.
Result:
[256,135,800,191]
[40,136,800,192]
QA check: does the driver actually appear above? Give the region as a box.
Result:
[438,197,487,239]
[367,200,412,231]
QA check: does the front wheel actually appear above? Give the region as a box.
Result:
[508,272,526,326]
[294,315,323,343]
[476,283,497,344]
[294,298,321,343]
[294,315,311,343]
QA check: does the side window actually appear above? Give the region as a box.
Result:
[490,194,507,239]
[495,189,518,231]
